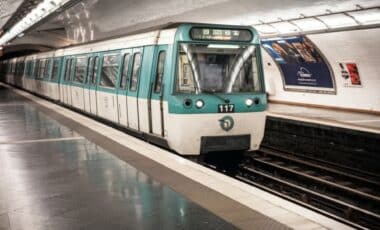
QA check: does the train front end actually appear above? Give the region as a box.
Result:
[166,24,267,155]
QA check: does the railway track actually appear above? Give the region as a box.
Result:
[197,147,380,229]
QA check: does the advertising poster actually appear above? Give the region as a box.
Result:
[262,36,336,94]
[339,62,362,87]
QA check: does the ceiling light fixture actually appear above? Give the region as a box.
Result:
[0,0,72,46]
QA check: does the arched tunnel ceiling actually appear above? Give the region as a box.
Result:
[2,0,380,54]
[0,0,24,29]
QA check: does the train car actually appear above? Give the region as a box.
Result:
[0,23,267,155]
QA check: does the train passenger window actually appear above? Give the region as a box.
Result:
[130,53,141,91]
[85,57,93,84]
[11,62,15,74]
[15,62,20,75]
[120,54,130,89]
[100,54,119,88]
[90,56,99,85]
[74,57,87,83]
[26,61,32,77]
[44,59,51,79]
[154,51,166,93]
[51,59,59,81]
[33,60,40,78]
[20,62,25,76]
[64,59,72,81]
[15,62,19,75]
[38,59,46,79]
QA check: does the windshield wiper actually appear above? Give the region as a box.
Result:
[202,89,230,104]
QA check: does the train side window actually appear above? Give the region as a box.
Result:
[120,53,130,89]
[15,62,19,75]
[20,62,25,76]
[38,59,46,79]
[11,62,15,74]
[64,59,72,81]
[85,57,93,84]
[33,60,40,78]
[91,56,99,85]
[100,54,119,88]
[130,53,141,91]
[44,59,51,79]
[51,59,60,81]
[26,61,31,77]
[154,51,166,93]
[74,57,87,84]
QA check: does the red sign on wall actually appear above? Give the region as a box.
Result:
[339,62,362,87]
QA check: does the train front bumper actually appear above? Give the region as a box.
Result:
[166,111,266,155]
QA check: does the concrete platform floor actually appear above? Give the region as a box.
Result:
[0,86,238,230]
[0,85,289,230]
[268,103,380,133]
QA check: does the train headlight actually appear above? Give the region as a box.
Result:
[195,99,204,109]
[245,98,254,107]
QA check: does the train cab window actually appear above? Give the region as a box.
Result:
[119,53,130,89]
[176,43,262,93]
[51,59,60,81]
[100,54,119,88]
[130,53,141,91]
[154,51,166,93]
[74,57,87,84]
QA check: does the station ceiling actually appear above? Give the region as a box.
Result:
[0,0,379,56]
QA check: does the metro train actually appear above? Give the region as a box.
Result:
[0,23,267,155]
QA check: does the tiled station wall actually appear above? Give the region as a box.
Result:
[263,28,380,112]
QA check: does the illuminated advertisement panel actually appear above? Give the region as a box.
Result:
[262,36,336,94]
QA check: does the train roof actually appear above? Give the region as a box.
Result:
[3,23,259,62]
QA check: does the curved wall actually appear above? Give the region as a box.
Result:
[263,28,380,113]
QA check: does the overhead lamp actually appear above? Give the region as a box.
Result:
[348,9,380,25]
[0,0,72,46]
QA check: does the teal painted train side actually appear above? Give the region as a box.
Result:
[0,23,267,155]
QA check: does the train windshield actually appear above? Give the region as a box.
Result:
[176,43,262,94]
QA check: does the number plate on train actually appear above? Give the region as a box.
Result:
[218,104,235,113]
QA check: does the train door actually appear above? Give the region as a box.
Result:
[117,51,132,127]
[68,58,75,106]
[62,58,72,105]
[84,56,93,113]
[96,53,119,123]
[149,46,167,136]
[84,56,99,115]
[126,48,142,131]
[51,58,61,101]
[72,56,87,110]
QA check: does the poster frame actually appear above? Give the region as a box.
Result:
[262,35,337,95]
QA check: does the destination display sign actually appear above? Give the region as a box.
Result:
[190,28,252,42]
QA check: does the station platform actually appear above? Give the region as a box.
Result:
[268,102,380,134]
[0,83,351,230]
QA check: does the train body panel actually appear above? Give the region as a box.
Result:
[166,111,266,155]
[0,23,267,155]
[95,89,117,123]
